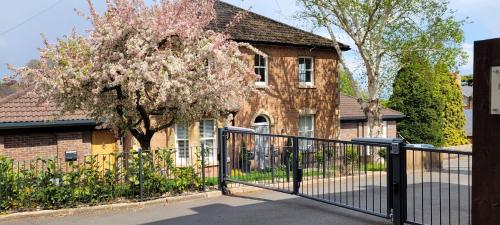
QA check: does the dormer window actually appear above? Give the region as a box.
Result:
[254,54,268,86]
[299,57,314,86]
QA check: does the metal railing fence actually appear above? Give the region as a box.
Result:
[0,146,218,212]
[218,128,473,225]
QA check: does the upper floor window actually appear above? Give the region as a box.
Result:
[299,57,314,85]
[175,124,189,159]
[255,54,268,85]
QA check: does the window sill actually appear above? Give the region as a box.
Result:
[255,83,268,89]
[298,83,315,89]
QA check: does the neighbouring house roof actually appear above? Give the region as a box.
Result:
[210,1,350,51]
[340,94,405,121]
[464,109,473,137]
[462,85,473,97]
[0,83,18,98]
[0,89,95,129]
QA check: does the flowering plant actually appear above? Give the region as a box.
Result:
[12,0,257,149]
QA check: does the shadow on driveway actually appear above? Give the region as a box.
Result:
[138,192,390,225]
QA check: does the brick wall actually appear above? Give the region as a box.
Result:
[386,121,397,138]
[0,131,91,162]
[339,120,397,141]
[235,45,339,139]
[339,122,361,140]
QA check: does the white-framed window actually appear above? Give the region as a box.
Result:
[175,124,189,159]
[255,54,268,86]
[299,57,314,85]
[299,115,314,137]
[299,115,314,150]
[200,119,216,161]
[366,121,387,138]
[382,121,387,138]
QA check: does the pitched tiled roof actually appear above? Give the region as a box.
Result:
[340,94,405,121]
[0,89,91,124]
[210,1,350,50]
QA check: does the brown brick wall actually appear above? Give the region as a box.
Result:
[339,122,361,141]
[235,45,339,139]
[387,121,397,138]
[339,121,397,141]
[0,131,91,162]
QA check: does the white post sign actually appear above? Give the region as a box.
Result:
[491,66,500,114]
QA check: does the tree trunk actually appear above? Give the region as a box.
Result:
[366,100,383,138]
[363,75,382,138]
[138,139,152,151]
[130,130,154,151]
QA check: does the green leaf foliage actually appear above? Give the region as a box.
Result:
[436,64,469,146]
[389,57,445,147]
[339,69,356,96]
[0,147,209,213]
[389,55,468,147]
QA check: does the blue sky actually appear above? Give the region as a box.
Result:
[1,0,499,78]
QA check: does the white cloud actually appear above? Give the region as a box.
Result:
[0,38,5,47]
[460,42,474,75]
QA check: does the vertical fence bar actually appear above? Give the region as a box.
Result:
[138,148,143,201]
[285,138,293,182]
[271,144,275,184]
[0,159,3,212]
[292,137,299,194]
[201,144,206,192]
[217,128,223,191]
[217,128,229,194]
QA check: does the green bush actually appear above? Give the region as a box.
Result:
[0,157,16,210]
[377,149,387,160]
[389,56,468,147]
[238,141,250,172]
[0,147,210,212]
[314,148,334,165]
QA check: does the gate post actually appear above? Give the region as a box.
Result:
[389,139,406,225]
[217,128,229,194]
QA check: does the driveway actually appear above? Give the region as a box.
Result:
[0,190,390,225]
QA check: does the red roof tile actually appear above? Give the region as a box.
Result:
[340,94,404,121]
[210,1,350,50]
[0,89,90,123]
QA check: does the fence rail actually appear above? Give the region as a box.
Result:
[219,128,473,225]
[0,146,219,213]
[404,146,472,225]
[222,129,391,218]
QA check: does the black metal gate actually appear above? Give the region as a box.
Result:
[218,127,472,225]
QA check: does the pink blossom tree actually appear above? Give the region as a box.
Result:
[12,0,257,150]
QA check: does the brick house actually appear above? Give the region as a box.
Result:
[145,1,349,161]
[338,94,404,141]
[0,1,403,162]
[0,89,118,162]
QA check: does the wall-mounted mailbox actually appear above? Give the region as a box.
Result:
[491,66,500,114]
[65,151,77,162]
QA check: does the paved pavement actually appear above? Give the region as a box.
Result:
[232,157,471,225]
[0,190,391,225]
